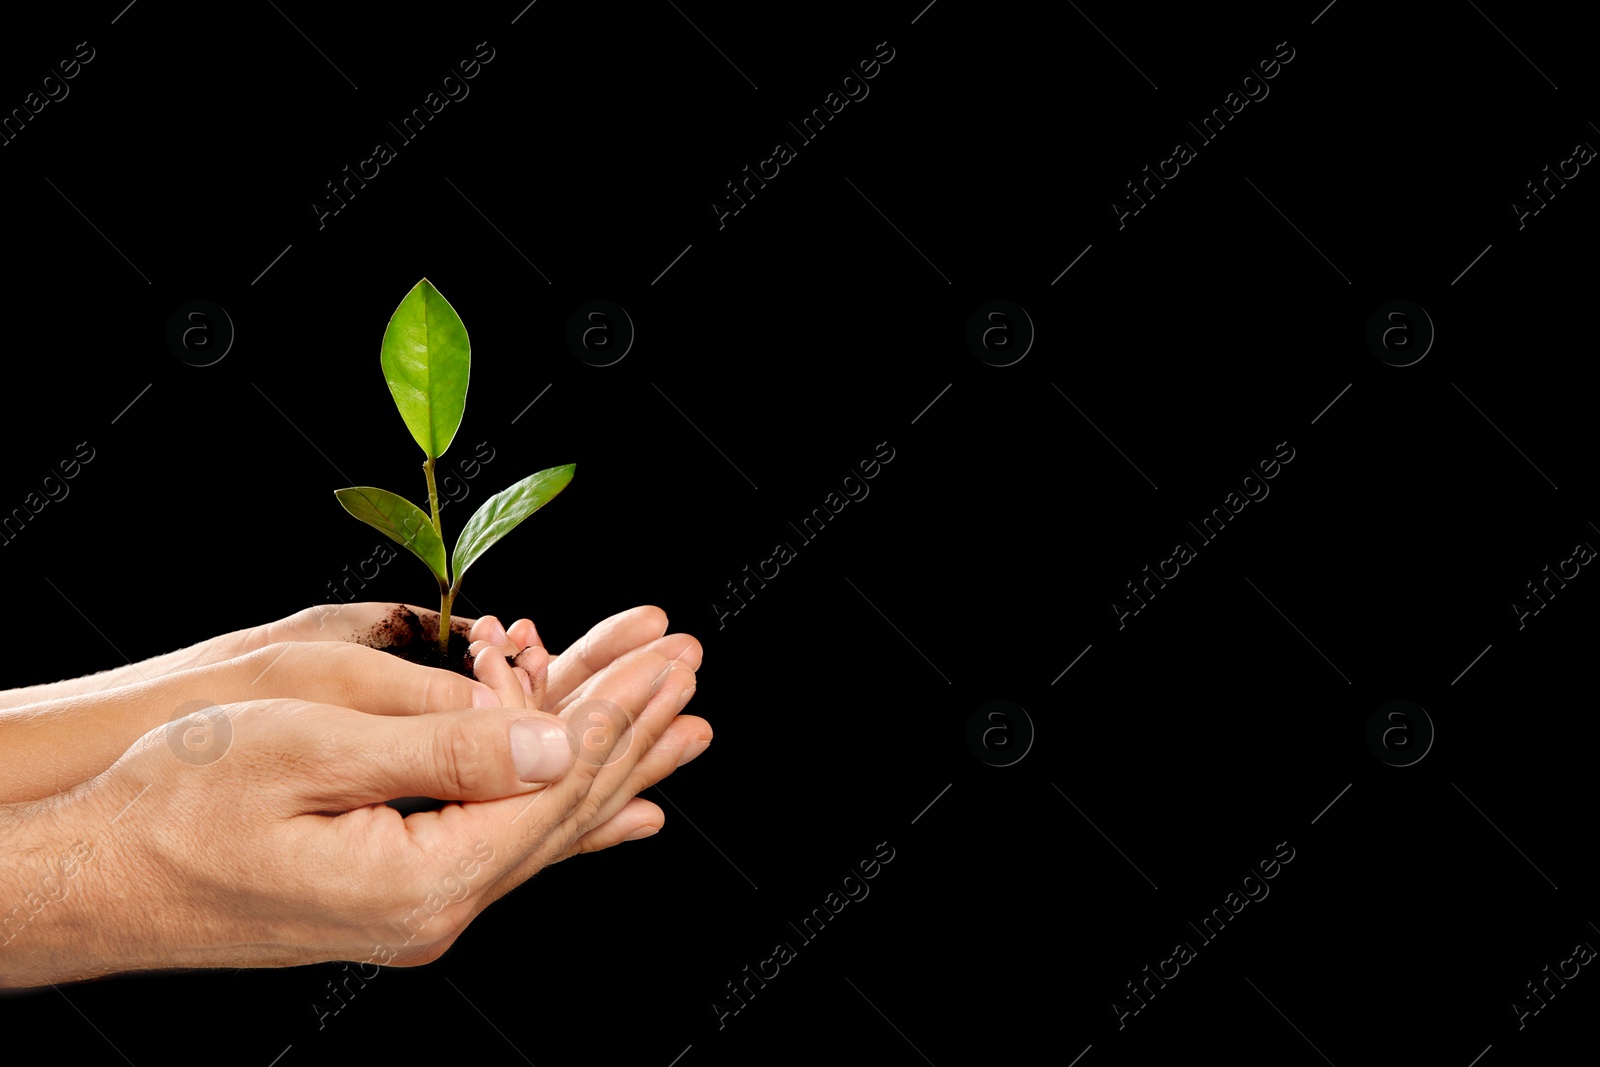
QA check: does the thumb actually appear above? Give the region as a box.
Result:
[232,642,501,716]
[304,706,576,808]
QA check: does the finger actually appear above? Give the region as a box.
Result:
[566,797,665,856]
[474,646,530,710]
[467,710,707,902]
[469,614,509,650]
[477,658,698,898]
[232,642,499,716]
[296,704,577,808]
[0,641,502,806]
[566,653,695,777]
[506,618,540,655]
[512,644,550,710]
[553,632,701,714]
[547,713,710,849]
[418,647,681,875]
[545,605,668,705]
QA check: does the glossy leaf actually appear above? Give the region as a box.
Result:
[452,464,575,587]
[379,278,470,460]
[334,486,448,586]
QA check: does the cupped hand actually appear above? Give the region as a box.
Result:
[0,642,505,805]
[0,603,698,807]
[0,602,451,711]
[0,643,702,987]
[465,615,712,857]
[465,604,704,712]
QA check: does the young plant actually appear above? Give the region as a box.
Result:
[335,278,574,659]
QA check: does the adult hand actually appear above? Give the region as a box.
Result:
[0,641,503,805]
[0,603,695,807]
[464,604,705,713]
[466,617,710,853]
[0,642,702,988]
[0,601,444,712]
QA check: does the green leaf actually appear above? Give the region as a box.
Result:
[334,486,448,587]
[379,278,470,460]
[452,464,575,587]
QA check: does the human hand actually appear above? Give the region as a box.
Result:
[465,614,710,852]
[0,603,695,807]
[463,603,707,713]
[0,641,701,988]
[0,601,464,713]
[0,641,505,805]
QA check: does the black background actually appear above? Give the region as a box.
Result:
[1,1,1595,1064]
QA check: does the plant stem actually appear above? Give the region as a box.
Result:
[424,457,451,657]
[423,457,443,534]
[437,582,456,660]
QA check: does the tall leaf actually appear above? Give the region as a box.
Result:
[379,279,470,460]
[334,486,449,586]
[452,464,575,587]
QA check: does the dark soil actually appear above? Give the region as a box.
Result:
[354,605,479,677]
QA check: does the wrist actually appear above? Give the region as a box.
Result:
[0,796,115,989]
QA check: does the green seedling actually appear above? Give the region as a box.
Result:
[335,278,574,658]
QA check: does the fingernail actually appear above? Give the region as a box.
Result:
[510,719,572,781]
[472,685,498,708]
[675,737,710,768]
[676,685,697,712]
[487,620,508,646]
[625,825,660,841]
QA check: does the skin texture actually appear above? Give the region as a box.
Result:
[0,603,710,987]
[0,603,705,805]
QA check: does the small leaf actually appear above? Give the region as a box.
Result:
[335,487,448,586]
[379,278,470,460]
[452,464,575,587]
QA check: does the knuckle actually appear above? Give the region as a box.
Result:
[412,669,440,716]
[326,642,374,705]
[436,718,490,795]
[571,790,607,833]
[417,665,470,715]
[287,605,321,630]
